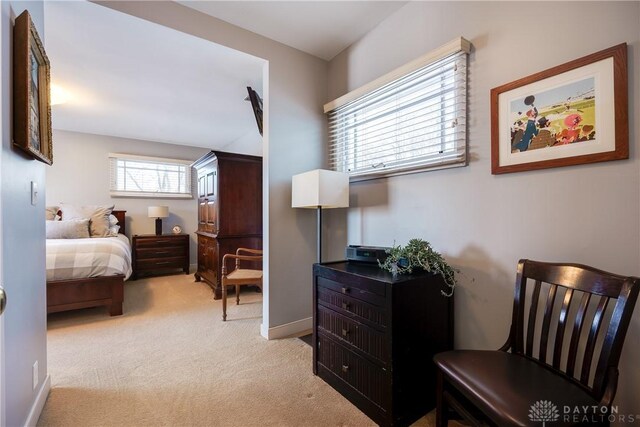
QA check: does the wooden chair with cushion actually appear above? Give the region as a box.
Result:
[221,248,263,321]
[434,259,639,427]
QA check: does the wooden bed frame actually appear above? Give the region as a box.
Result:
[47,210,127,316]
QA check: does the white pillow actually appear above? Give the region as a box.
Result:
[106,214,121,236]
[45,206,60,221]
[60,204,114,237]
[46,219,91,239]
[108,224,121,236]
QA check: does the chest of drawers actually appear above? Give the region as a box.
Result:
[313,261,453,426]
[132,234,190,280]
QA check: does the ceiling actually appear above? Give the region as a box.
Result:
[44,1,407,151]
[45,1,265,150]
[176,1,407,61]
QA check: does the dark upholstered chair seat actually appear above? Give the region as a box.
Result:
[434,261,639,427]
[435,350,599,426]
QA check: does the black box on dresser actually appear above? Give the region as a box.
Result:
[313,261,454,427]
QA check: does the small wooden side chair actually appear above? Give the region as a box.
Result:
[221,248,263,321]
[434,259,639,427]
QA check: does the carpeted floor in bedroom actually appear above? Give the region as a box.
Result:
[39,274,443,427]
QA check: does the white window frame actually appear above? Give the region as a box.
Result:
[324,37,471,180]
[109,153,193,199]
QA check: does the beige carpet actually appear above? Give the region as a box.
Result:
[39,274,442,427]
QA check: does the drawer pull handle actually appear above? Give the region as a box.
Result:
[341,364,349,373]
[154,251,171,254]
[156,261,173,265]
[341,328,349,337]
[341,287,350,294]
[341,302,350,311]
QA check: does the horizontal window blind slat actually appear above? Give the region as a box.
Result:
[329,129,465,160]
[327,48,468,178]
[332,70,466,122]
[328,102,466,146]
[329,114,466,154]
[327,68,466,127]
[343,153,466,177]
[328,88,466,134]
[330,54,466,114]
[329,138,466,169]
[109,155,193,198]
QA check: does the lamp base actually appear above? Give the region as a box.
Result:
[155,218,162,236]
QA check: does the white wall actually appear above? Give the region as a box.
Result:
[220,129,262,157]
[47,130,208,265]
[94,1,328,335]
[1,1,49,426]
[327,1,640,417]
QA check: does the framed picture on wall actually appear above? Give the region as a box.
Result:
[490,43,627,175]
[13,10,53,165]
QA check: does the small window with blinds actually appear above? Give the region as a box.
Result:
[109,153,193,198]
[325,38,470,179]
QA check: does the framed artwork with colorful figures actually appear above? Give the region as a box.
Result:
[491,43,627,174]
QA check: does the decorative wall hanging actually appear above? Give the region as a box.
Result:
[13,10,53,165]
[491,43,627,174]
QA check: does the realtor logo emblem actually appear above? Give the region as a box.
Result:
[529,400,560,426]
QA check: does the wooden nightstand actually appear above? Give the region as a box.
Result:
[132,234,190,280]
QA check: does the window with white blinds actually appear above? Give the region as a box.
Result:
[325,38,470,179]
[109,153,193,198]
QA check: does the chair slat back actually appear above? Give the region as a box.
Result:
[581,296,609,385]
[510,259,639,401]
[538,284,558,364]
[565,292,591,377]
[552,288,574,369]
[525,280,542,357]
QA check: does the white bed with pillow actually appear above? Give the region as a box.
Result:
[45,205,130,316]
[46,234,132,281]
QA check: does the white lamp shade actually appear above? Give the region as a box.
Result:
[148,206,169,218]
[291,169,349,209]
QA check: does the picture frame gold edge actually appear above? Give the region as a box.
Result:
[11,10,53,166]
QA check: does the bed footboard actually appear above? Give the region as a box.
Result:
[47,274,125,316]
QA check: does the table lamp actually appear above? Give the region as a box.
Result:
[148,206,169,236]
[292,169,349,263]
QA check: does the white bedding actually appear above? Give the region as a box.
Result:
[46,234,132,281]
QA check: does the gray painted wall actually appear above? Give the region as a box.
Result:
[327,1,640,417]
[46,130,209,265]
[1,1,48,426]
[98,1,328,333]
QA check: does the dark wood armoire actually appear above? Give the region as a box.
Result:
[192,151,262,299]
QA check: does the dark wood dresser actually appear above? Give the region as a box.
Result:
[192,151,262,299]
[131,234,190,280]
[313,261,454,427]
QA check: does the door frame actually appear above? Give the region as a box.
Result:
[0,4,5,426]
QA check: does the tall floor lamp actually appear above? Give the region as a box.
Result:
[291,169,349,264]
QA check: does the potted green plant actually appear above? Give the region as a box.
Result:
[379,238,458,297]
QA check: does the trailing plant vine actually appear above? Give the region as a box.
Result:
[379,238,458,297]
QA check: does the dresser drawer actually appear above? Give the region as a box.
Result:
[317,332,388,409]
[135,237,187,248]
[136,246,187,260]
[317,286,387,329]
[136,257,185,271]
[317,305,388,364]
[317,276,385,306]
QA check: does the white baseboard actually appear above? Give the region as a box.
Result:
[260,317,312,340]
[24,374,50,427]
